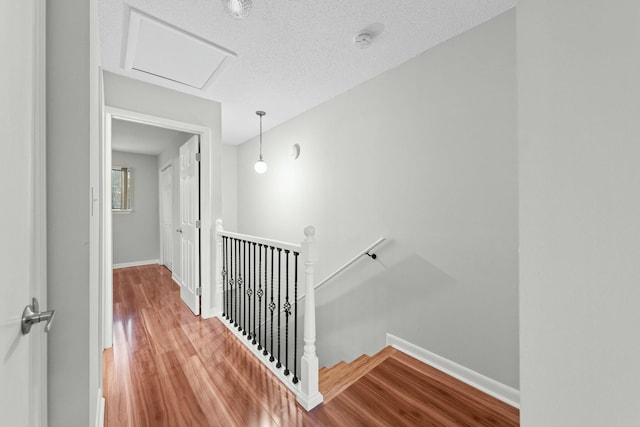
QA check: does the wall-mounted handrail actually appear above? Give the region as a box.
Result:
[308,237,386,298]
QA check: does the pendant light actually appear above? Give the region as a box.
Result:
[254,111,267,174]
[222,0,252,19]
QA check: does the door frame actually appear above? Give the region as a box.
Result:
[32,0,47,424]
[102,106,213,348]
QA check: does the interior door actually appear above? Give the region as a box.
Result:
[0,1,46,426]
[179,135,201,315]
[160,164,173,271]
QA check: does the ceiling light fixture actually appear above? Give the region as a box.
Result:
[254,111,267,174]
[222,0,252,19]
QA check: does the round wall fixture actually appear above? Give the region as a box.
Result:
[290,143,301,160]
[353,32,373,49]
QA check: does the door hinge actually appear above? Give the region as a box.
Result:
[195,220,201,229]
[196,287,202,296]
[195,152,201,162]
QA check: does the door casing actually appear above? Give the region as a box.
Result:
[101,106,214,349]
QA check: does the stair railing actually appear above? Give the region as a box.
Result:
[214,219,323,411]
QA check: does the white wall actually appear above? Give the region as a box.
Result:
[518,1,640,425]
[236,10,518,388]
[112,151,160,265]
[222,144,238,232]
[47,0,92,425]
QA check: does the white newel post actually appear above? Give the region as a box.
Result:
[297,226,324,410]
[214,219,224,316]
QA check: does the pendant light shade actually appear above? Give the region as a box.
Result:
[254,159,267,174]
[222,0,252,19]
[254,111,267,174]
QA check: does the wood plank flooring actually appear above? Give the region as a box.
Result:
[104,264,519,427]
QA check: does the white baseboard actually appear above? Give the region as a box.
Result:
[171,274,183,287]
[113,259,159,269]
[95,389,105,427]
[386,333,520,408]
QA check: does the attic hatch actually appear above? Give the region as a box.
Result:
[124,8,237,90]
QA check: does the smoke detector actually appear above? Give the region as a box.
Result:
[353,32,373,49]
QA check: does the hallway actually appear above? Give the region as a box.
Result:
[103,264,519,426]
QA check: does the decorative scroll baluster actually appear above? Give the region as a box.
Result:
[227,237,232,320]
[268,246,275,362]
[229,238,233,323]
[242,240,247,335]
[283,250,291,376]
[222,235,227,318]
[293,251,299,384]
[246,241,252,339]
[239,240,243,332]
[263,246,269,356]
[276,248,282,368]
[257,244,263,351]
[252,243,257,344]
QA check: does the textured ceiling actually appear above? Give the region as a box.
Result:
[99,0,515,145]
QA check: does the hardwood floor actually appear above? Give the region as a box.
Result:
[104,264,519,427]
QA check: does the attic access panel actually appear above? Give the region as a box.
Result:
[124,9,237,90]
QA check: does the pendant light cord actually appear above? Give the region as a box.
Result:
[257,110,265,160]
[259,113,263,160]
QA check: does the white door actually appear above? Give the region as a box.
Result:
[0,1,46,426]
[179,135,200,315]
[160,164,173,271]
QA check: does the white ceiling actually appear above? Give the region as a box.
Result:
[99,0,515,146]
[111,119,193,155]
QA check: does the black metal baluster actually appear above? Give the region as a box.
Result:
[284,249,291,376]
[268,246,275,362]
[230,238,235,325]
[293,251,299,384]
[229,238,235,324]
[251,242,257,344]
[257,244,263,351]
[229,238,233,323]
[263,246,269,356]
[238,240,243,331]
[238,240,244,331]
[246,241,252,340]
[235,239,240,327]
[276,248,282,368]
[242,241,246,332]
[222,236,227,318]
[242,240,247,335]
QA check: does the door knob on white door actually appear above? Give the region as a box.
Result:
[21,298,55,335]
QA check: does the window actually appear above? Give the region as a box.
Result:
[112,166,132,212]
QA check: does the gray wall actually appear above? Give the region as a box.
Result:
[112,151,160,265]
[518,0,640,425]
[47,0,91,425]
[236,10,518,388]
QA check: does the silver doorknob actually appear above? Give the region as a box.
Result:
[21,298,55,335]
